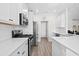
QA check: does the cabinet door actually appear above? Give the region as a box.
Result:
[9,3,19,25]
[10,48,21,56]
[21,44,28,56]
[21,41,28,56]
[66,49,78,56]
[0,3,9,21]
[56,12,66,27]
[56,16,61,27]
[61,13,66,27]
[52,39,66,56]
[10,40,28,56]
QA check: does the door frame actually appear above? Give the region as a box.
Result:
[41,21,48,38]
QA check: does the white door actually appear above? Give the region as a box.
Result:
[41,21,48,37]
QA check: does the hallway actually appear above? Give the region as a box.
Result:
[31,38,52,56]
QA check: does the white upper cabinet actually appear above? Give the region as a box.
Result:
[9,3,28,25]
[60,13,66,27]
[56,12,66,28]
[9,4,18,25]
[0,4,9,21]
[9,3,23,25]
[0,3,28,25]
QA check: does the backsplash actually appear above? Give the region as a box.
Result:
[0,24,12,41]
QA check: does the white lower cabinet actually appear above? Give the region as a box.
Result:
[66,49,77,56]
[10,40,28,56]
[52,39,78,56]
[52,40,66,56]
[21,41,28,56]
[10,48,21,56]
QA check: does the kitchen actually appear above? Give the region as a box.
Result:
[0,3,79,56]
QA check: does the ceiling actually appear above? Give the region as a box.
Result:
[26,3,79,14]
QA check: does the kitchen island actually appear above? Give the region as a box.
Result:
[51,35,79,56]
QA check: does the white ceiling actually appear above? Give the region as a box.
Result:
[26,3,79,14]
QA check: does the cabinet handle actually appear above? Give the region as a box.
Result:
[22,51,25,55]
[9,19,13,21]
[17,51,20,54]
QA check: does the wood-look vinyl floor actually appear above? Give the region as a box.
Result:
[31,37,52,56]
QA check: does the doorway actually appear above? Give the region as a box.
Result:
[41,21,48,38]
[33,21,38,46]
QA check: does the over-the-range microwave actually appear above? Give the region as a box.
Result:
[19,13,28,25]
